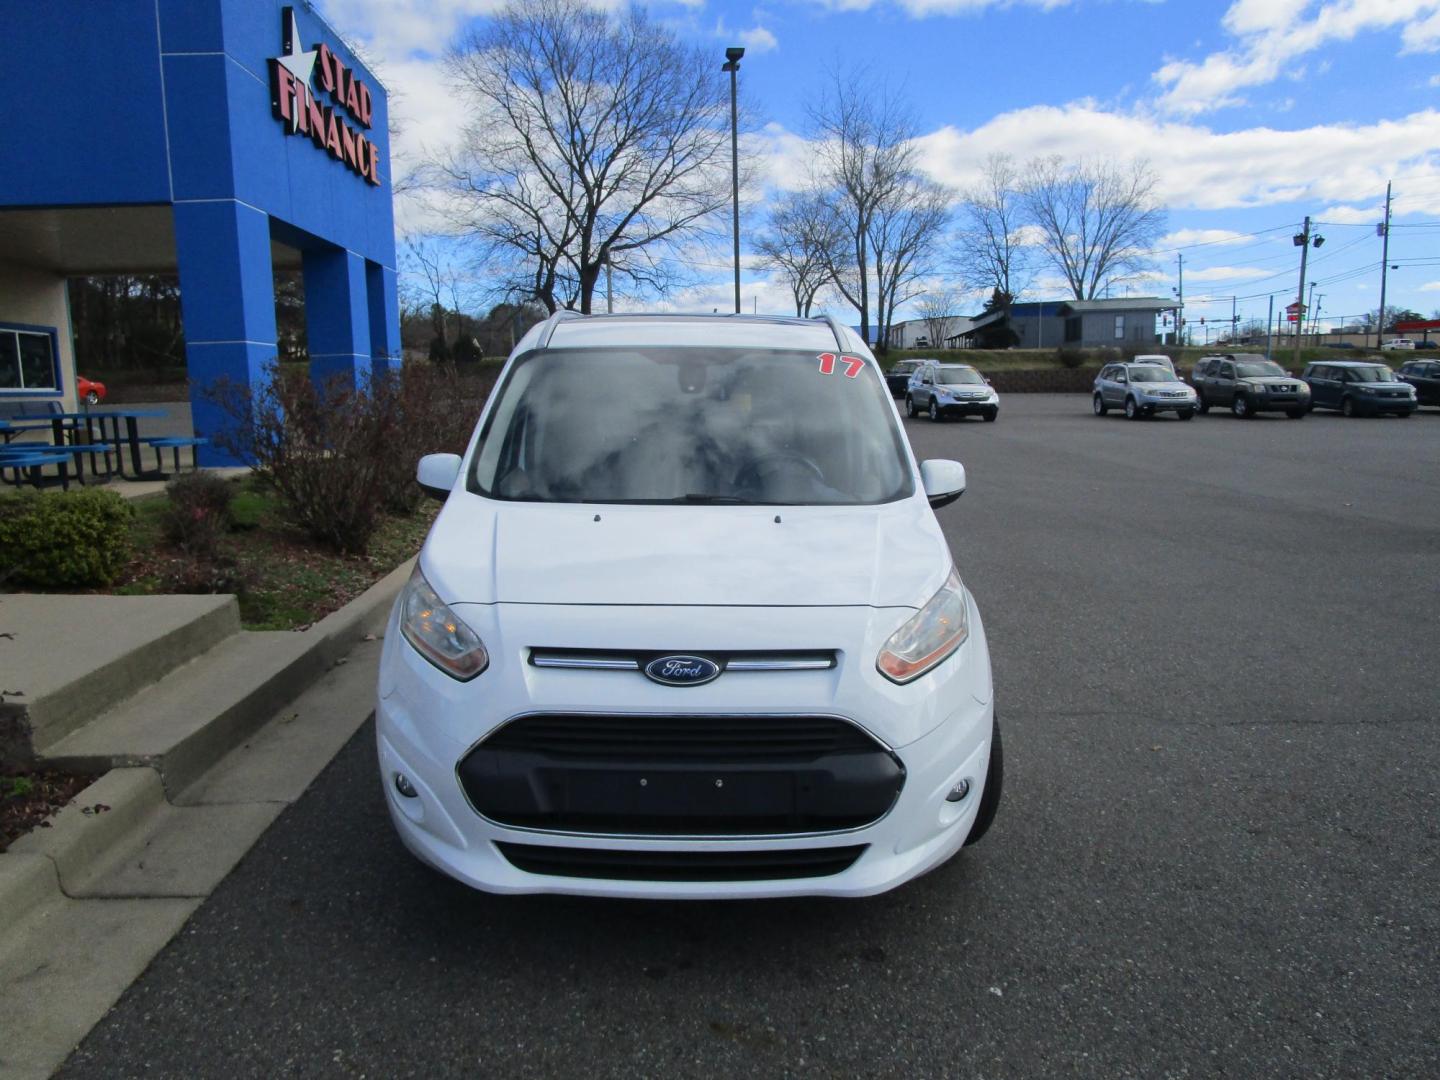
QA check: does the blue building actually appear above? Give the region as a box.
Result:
[0,0,399,463]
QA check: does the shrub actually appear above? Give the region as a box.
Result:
[162,473,234,558]
[373,364,481,515]
[1056,347,1087,369]
[0,489,135,588]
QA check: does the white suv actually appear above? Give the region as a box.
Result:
[1380,338,1415,351]
[377,312,1002,898]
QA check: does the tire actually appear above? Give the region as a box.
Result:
[929,397,942,422]
[1196,393,1210,415]
[1232,394,1252,419]
[1177,408,1195,421]
[983,409,998,423]
[84,390,100,406]
[1396,410,1413,419]
[1285,408,1306,419]
[1124,396,1140,420]
[963,717,1004,847]
[905,395,917,419]
[1341,396,1357,418]
[1093,394,1108,416]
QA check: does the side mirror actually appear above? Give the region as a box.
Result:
[920,459,966,509]
[417,453,462,500]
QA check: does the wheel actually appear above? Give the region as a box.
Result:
[1124,396,1140,420]
[905,395,917,419]
[1177,408,1195,421]
[1341,396,1357,418]
[983,409,998,423]
[1396,410,1412,419]
[964,717,1004,847]
[1093,394,1108,416]
[929,397,942,422]
[1232,394,1252,418]
[1196,393,1210,415]
[84,390,100,405]
[1285,408,1306,419]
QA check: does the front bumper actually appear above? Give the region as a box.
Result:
[935,397,998,415]
[375,597,995,899]
[1137,396,1196,413]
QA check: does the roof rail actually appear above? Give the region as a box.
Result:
[539,309,585,349]
[816,314,848,351]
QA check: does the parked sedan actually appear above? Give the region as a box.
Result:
[1380,339,1415,351]
[906,362,999,422]
[1192,354,1309,418]
[1093,362,1197,420]
[76,375,107,405]
[1301,360,1417,417]
[1397,359,1440,407]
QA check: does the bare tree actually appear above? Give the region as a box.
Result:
[870,178,950,353]
[807,74,919,346]
[404,236,459,354]
[1021,157,1165,301]
[443,0,732,313]
[917,284,963,350]
[955,153,1033,299]
[754,192,843,317]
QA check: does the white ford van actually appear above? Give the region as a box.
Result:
[376,312,1002,898]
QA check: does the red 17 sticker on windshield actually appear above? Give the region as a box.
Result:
[817,353,864,378]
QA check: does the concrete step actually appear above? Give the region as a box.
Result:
[37,629,336,794]
[0,593,240,761]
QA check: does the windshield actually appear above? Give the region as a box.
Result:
[1346,366,1398,383]
[1236,361,1286,378]
[890,361,920,374]
[471,347,914,505]
[1128,367,1174,383]
[937,366,985,385]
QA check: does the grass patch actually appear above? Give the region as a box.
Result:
[113,476,434,630]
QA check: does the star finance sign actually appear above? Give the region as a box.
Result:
[268,7,382,186]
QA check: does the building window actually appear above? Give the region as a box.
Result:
[1114,315,1125,340]
[0,326,60,393]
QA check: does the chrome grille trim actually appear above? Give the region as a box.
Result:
[528,649,837,672]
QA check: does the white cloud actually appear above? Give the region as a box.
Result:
[1419,280,1440,292]
[1183,265,1273,282]
[738,25,780,53]
[904,103,1440,212]
[1160,228,1254,247]
[1154,1,1440,115]
[1316,202,1385,224]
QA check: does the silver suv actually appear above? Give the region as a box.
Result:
[905,361,1000,422]
[1093,362,1198,420]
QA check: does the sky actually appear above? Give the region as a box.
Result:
[317,0,1440,333]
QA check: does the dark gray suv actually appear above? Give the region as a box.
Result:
[1301,360,1417,417]
[1192,354,1309,419]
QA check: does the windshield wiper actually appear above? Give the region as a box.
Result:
[678,493,747,503]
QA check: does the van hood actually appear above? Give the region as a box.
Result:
[420,496,950,609]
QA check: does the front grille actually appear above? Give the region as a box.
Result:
[528,648,836,674]
[495,842,867,881]
[481,713,878,761]
[460,714,904,836]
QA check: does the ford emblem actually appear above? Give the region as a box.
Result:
[643,655,721,687]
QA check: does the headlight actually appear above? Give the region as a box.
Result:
[399,565,489,680]
[876,568,969,684]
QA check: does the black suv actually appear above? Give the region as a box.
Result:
[1397,359,1440,407]
[1192,354,1309,418]
[885,359,925,397]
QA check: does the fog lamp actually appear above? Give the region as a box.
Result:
[393,772,418,799]
[946,778,972,803]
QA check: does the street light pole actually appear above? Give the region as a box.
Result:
[722,46,745,315]
[1377,180,1393,347]
[1292,217,1323,371]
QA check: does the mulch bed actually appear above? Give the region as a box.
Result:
[0,768,96,852]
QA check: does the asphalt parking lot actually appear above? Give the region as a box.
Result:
[61,395,1439,1078]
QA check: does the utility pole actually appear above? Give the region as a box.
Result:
[1377,180,1393,347]
[1265,295,1274,360]
[722,47,745,315]
[1176,254,1185,347]
[1314,293,1324,341]
[1292,217,1322,370]
[1231,295,1237,343]
[1306,281,1317,338]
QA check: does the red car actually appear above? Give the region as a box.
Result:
[76,375,107,405]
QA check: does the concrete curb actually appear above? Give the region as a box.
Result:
[0,556,410,932]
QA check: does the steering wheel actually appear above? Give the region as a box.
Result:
[734,450,826,490]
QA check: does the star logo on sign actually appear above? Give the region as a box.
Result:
[275,8,318,130]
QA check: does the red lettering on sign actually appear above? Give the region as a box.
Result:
[817,352,836,375]
[346,77,363,120]
[340,123,359,169]
[326,112,344,158]
[307,95,327,146]
[841,355,864,378]
[272,63,294,123]
[367,141,381,186]
[358,82,373,127]
[330,54,349,107]
[315,43,336,93]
